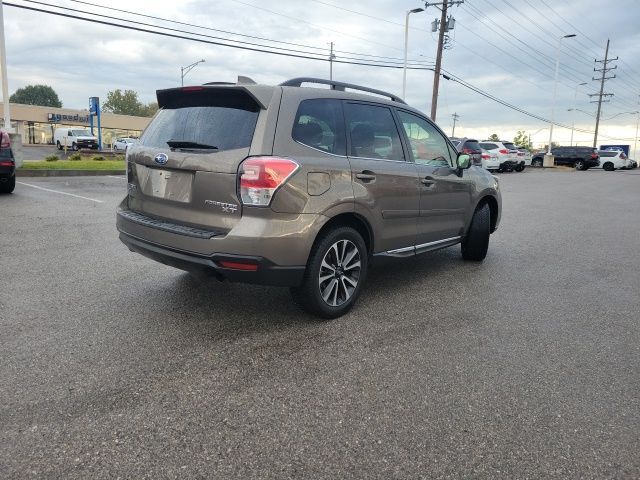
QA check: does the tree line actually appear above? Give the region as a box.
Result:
[9,84,158,117]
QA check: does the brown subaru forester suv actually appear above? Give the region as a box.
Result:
[117,77,501,318]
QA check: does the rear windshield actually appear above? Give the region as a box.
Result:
[480,142,498,150]
[463,140,481,151]
[502,142,517,150]
[140,106,259,151]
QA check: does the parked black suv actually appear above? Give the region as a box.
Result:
[531,146,599,170]
[0,130,15,193]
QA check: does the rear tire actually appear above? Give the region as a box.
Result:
[0,175,15,194]
[56,141,62,150]
[461,203,490,262]
[290,226,368,319]
[72,142,78,151]
[515,164,525,172]
[532,158,543,167]
[603,162,614,171]
[575,159,586,171]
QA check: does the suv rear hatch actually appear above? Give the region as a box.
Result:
[125,86,270,232]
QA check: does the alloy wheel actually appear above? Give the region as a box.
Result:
[318,239,361,307]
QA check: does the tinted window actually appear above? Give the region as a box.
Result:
[479,142,498,150]
[463,140,481,151]
[502,142,517,150]
[141,106,258,151]
[598,151,617,157]
[345,103,404,160]
[292,99,346,155]
[397,110,453,166]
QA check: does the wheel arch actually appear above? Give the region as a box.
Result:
[470,194,499,234]
[315,212,373,256]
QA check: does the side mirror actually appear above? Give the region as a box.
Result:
[457,153,471,170]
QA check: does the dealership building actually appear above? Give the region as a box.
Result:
[0,103,151,147]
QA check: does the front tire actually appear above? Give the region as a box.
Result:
[575,159,586,171]
[461,203,490,262]
[290,226,368,319]
[0,175,16,194]
[71,142,78,151]
[56,141,62,150]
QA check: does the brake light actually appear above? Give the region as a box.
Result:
[0,131,10,148]
[517,152,524,156]
[499,149,509,154]
[0,160,13,166]
[462,148,473,154]
[591,153,598,159]
[481,154,490,159]
[181,86,204,91]
[239,156,299,206]
[620,153,626,159]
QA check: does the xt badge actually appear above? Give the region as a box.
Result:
[204,199,238,213]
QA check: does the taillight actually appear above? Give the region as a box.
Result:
[620,153,627,159]
[239,156,299,206]
[218,261,258,271]
[499,149,509,154]
[0,160,13,166]
[462,148,472,154]
[0,131,10,148]
[481,154,490,159]
[590,153,598,159]
[517,152,524,156]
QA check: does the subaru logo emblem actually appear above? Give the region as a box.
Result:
[154,153,168,165]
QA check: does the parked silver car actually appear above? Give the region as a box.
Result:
[117,77,502,318]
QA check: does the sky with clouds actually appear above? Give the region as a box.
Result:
[3,0,640,148]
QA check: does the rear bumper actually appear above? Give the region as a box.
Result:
[119,231,305,287]
[585,159,600,168]
[0,164,15,179]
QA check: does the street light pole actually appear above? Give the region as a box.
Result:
[634,106,639,160]
[570,81,587,146]
[547,34,576,158]
[180,59,205,87]
[402,7,424,99]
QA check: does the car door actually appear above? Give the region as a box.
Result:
[396,109,472,247]
[344,102,419,254]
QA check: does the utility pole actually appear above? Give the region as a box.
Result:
[634,97,639,160]
[590,39,617,148]
[451,112,459,137]
[0,0,12,132]
[426,0,463,122]
[329,42,335,81]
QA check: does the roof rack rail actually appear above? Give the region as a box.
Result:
[279,77,406,104]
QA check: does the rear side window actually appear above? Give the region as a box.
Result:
[345,103,404,160]
[599,151,617,157]
[503,142,517,150]
[292,99,346,155]
[141,89,260,151]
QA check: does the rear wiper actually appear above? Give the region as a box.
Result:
[166,140,218,150]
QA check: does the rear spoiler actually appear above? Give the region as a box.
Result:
[156,85,274,110]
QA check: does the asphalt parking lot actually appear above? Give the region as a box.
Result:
[1,168,639,479]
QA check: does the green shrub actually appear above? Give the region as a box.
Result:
[92,155,105,161]
[45,155,59,162]
[68,153,82,161]
[113,155,125,162]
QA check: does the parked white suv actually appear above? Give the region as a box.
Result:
[596,150,628,171]
[480,148,500,171]
[479,141,518,172]
[113,137,137,151]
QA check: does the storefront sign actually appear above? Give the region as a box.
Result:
[47,113,90,123]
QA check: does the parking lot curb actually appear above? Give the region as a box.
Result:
[17,169,126,177]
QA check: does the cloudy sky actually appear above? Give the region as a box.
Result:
[3,0,640,148]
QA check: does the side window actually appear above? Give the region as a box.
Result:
[68,130,73,137]
[397,110,453,166]
[344,103,404,161]
[292,99,346,156]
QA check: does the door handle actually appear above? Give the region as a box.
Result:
[421,176,435,186]
[356,172,376,182]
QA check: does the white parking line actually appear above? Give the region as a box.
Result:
[17,182,104,204]
[108,175,126,179]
